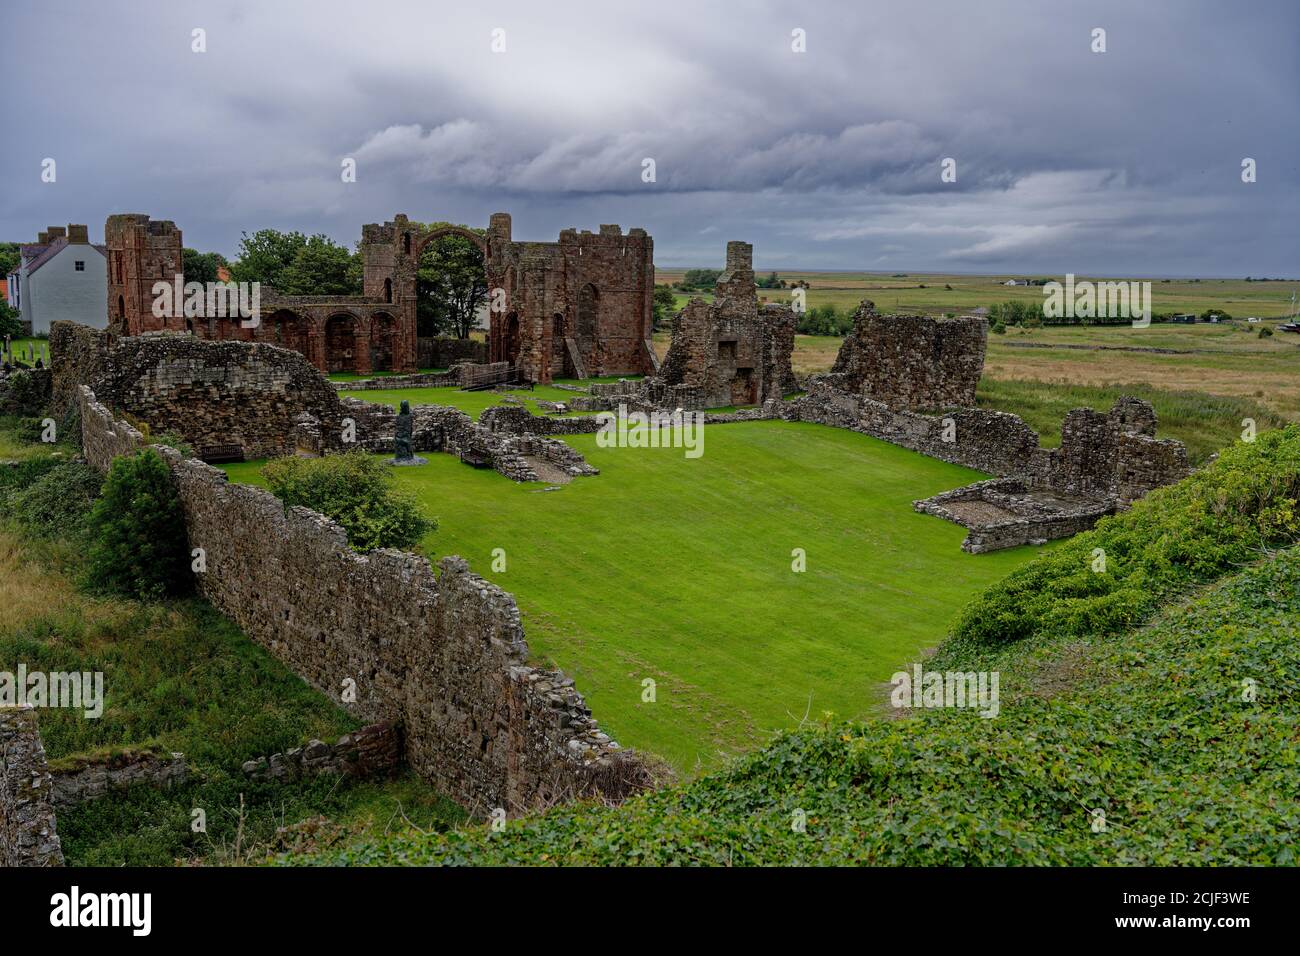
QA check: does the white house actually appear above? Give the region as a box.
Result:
[6,224,108,334]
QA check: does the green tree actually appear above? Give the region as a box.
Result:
[0,298,23,338]
[0,242,20,280]
[652,285,678,330]
[680,268,722,291]
[182,248,229,286]
[278,235,362,296]
[84,449,191,600]
[228,229,309,289]
[416,225,487,339]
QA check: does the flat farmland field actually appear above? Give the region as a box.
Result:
[655,269,1299,319]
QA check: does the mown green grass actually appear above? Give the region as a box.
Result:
[290,434,1300,866]
[3,336,50,364]
[227,420,1042,772]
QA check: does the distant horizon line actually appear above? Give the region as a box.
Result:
[654,266,1300,282]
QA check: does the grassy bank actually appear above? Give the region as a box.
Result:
[0,417,464,864]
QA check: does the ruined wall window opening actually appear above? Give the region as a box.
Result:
[403,232,411,255]
[384,278,392,303]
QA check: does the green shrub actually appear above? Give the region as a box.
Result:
[948,425,1300,649]
[7,460,102,539]
[0,455,65,498]
[261,450,435,552]
[1259,326,1273,339]
[84,449,190,600]
[0,369,51,417]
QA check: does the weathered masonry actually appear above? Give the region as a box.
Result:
[105,212,657,384]
[75,384,650,813]
[576,240,797,412]
[49,321,597,480]
[0,707,64,867]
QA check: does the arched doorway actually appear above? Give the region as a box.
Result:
[325,313,360,373]
[370,312,396,372]
[270,309,311,359]
[504,312,521,365]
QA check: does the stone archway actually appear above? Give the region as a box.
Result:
[412,226,490,341]
[270,309,312,359]
[370,312,397,372]
[324,313,361,373]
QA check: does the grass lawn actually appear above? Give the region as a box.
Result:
[226,419,1042,773]
[3,336,50,364]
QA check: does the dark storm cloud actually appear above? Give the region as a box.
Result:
[2,0,1295,276]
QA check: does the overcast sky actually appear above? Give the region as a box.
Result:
[3,0,1296,276]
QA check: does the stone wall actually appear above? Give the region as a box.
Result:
[784,377,1042,476]
[0,707,64,867]
[913,477,1116,554]
[54,323,351,462]
[76,391,649,813]
[419,337,487,369]
[242,721,401,784]
[49,748,187,809]
[335,370,459,390]
[830,303,987,408]
[657,242,797,408]
[49,321,115,417]
[787,378,1190,551]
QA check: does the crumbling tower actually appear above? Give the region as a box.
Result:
[105,214,184,335]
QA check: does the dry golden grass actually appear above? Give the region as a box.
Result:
[0,529,81,626]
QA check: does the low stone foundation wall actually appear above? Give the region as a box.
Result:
[0,707,64,867]
[49,748,187,809]
[335,370,459,391]
[242,721,401,783]
[77,387,650,814]
[344,396,598,483]
[418,336,487,369]
[788,378,1189,551]
[783,378,1041,476]
[914,478,1116,553]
